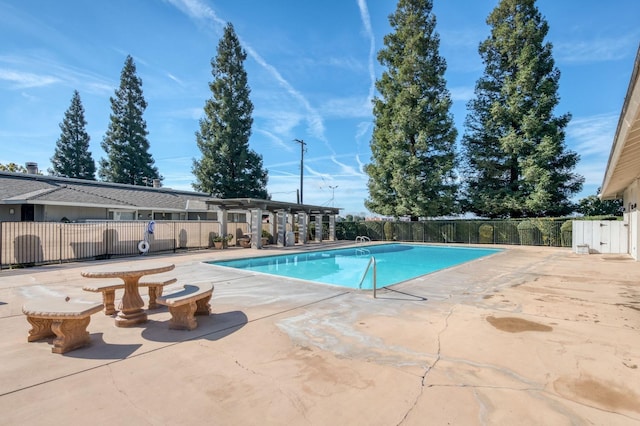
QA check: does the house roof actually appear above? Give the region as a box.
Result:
[0,172,340,215]
[600,43,640,200]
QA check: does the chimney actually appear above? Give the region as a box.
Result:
[153,179,161,188]
[25,162,38,174]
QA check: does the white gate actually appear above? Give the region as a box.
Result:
[572,221,628,254]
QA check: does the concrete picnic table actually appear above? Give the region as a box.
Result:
[81,262,175,327]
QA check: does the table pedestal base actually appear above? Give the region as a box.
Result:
[115,310,148,327]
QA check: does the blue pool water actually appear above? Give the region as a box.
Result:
[209,244,501,290]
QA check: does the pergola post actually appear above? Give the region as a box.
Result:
[250,208,262,249]
[218,207,228,247]
[328,214,336,241]
[297,212,308,244]
[267,212,276,244]
[276,210,287,247]
[314,214,323,242]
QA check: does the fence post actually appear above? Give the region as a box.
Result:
[59,223,62,264]
[105,222,110,258]
[493,222,496,245]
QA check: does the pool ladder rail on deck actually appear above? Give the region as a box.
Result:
[357,256,377,298]
[355,235,371,244]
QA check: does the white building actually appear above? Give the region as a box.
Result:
[600,44,640,260]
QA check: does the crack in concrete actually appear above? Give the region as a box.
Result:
[396,304,455,425]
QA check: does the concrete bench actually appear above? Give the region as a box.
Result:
[156,283,214,330]
[22,299,103,354]
[83,277,177,315]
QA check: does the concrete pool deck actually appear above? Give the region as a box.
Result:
[0,243,639,425]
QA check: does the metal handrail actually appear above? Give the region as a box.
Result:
[357,256,377,298]
[355,235,371,244]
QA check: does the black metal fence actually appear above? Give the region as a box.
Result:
[335,219,572,247]
[0,221,226,269]
[2,218,573,270]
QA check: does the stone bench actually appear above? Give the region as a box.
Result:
[22,299,103,354]
[83,277,177,315]
[156,283,214,330]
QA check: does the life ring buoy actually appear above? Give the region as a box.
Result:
[138,240,150,253]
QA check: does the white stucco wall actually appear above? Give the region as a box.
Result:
[624,180,639,260]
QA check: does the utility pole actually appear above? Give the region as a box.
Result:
[294,139,306,204]
[329,185,338,207]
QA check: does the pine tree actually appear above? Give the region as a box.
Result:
[461,0,583,218]
[99,55,161,186]
[50,90,96,179]
[192,23,268,199]
[365,0,458,219]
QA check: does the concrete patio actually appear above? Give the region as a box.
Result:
[0,243,639,425]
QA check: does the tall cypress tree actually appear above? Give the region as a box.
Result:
[50,90,96,179]
[365,0,458,219]
[99,55,161,186]
[461,0,583,218]
[192,23,268,199]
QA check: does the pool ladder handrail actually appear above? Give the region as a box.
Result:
[357,256,377,298]
[355,235,371,244]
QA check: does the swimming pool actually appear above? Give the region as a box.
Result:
[209,243,501,290]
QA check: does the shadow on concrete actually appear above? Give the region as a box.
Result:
[64,333,142,360]
[141,310,248,343]
[373,288,428,302]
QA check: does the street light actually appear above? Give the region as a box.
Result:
[293,139,307,204]
[329,185,338,207]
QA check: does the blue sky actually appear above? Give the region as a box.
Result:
[1,0,639,216]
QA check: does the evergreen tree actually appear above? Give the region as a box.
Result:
[576,188,623,217]
[192,23,268,199]
[365,0,457,219]
[99,55,161,185]
[50,90,96,179]
[461,0,583,218]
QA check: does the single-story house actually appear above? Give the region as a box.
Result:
[0,169,340,246]
[600,43,640,260]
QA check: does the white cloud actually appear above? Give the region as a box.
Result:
[167,73,184,86]
[330,155,366,177]
[319,96,372,119]
[555,34,639,64]
[167,0,330,149]
[567,112,617,157]
[575,159,606,187]
[357,0,376,104]
[449,86,475,102]
[165,0,225,27]
[0,54,114,94]
[244,44,328,144]
[355,154,367,174]
[255,128,293,152]
[0,69,60,88]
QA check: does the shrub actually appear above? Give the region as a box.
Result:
[478,224,494,244]
[383,221,394,241]
[517,220,542,245]
[560,220,573,247]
